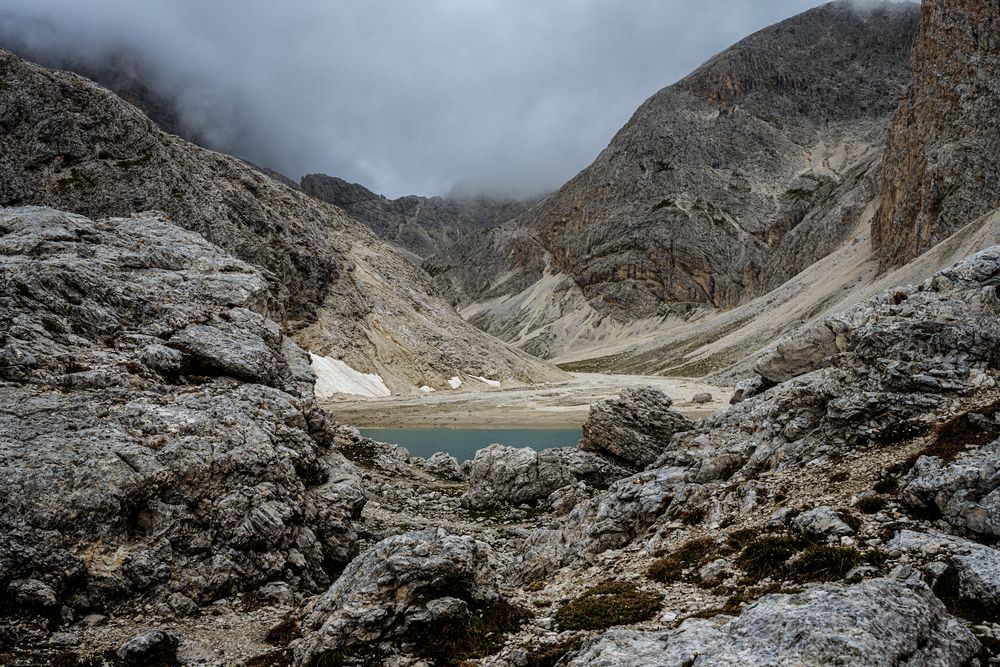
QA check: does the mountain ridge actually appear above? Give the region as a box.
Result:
[427,0,921,360]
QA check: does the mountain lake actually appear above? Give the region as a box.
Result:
[359,427,583,462]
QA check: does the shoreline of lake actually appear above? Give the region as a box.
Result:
[325,372,729,430]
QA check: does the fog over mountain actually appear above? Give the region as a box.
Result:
[0,0,862,198]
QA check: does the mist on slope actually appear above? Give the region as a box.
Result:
[0,1,913,198]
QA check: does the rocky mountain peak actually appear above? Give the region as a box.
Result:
[427,1,920,359]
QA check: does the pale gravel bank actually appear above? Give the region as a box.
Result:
[323,372,730,428]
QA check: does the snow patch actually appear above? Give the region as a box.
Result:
[471,375,501,388]
[419,385,435,393]
[310,353,391,399]
[447,376,463,389]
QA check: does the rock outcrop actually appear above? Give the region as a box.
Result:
[570,577,980,666]
[428,1,920,359]
[874,0,1000,268]
[301,173,532,260]
[0,207,364,618]
[0,48,565,392]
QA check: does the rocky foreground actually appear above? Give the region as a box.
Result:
[2,202,1000,664]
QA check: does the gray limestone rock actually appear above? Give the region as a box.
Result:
[793,506,856,538]
[902,439,1000,538]
[419,452,465,481]
[889,530,1000,614]
[460,445,629,510]
[0,207,364,616]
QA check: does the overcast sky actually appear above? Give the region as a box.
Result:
[0,1,876,198]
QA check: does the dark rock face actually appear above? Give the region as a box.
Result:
[0,48,564,389]
[874,0,1000,269]
[428,2,920,354]
[117,629,179,667]
[0,207,364,617]
[301,173,532,260]
[578,387,695,469]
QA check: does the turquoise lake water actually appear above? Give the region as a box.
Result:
[359,427,582,462]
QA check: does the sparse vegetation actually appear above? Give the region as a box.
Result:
[411,599,532,665]
[555,581,662,631]
[525,635,584,667]
[873,477,898,494]
[647,537,717,583]
[735,534,810,580]
[790,545,865,582]
[336,440,379,468]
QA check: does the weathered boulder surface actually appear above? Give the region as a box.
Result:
[569,577,980,666]
[578,387,694,468]
[460,444,630,510]
[902,438,1000,538]
[291,529,498,666]
[0,207,364,617]
[793,506,856,538]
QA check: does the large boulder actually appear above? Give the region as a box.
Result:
[578,387,695,469]
[754,320,841,383]
[0,207,364,616]
[291,529,499,666]
[569,577,980,666]
[460,445,630,510]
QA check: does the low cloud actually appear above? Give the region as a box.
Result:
[0,1,844,198]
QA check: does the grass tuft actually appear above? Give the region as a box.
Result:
[555,581,662,631]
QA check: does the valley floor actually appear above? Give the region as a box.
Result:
[324,372,729,428]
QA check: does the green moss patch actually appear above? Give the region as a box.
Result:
[555,581,662,631]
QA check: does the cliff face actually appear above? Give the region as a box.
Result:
[873,0,1000,268]
[0,49,564,389]
[428,1,919,356]
[301,173,532,260]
